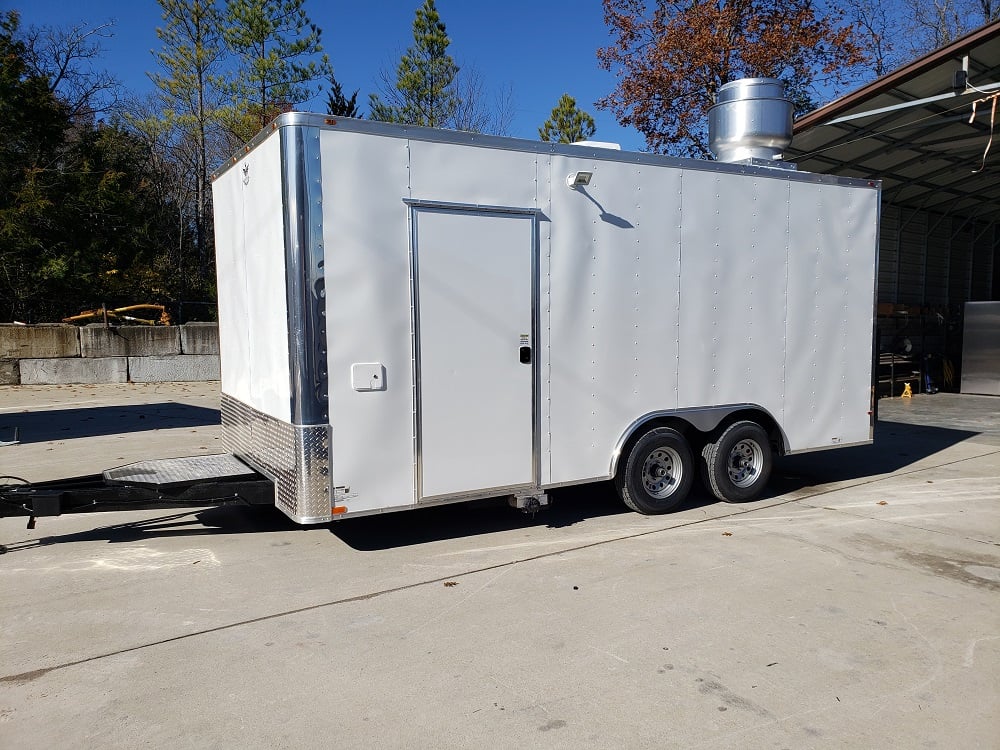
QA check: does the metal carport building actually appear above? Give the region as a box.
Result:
[787,20,1000,394]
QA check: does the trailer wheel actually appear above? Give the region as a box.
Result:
[702,421,772,503]
[616,427,694,514]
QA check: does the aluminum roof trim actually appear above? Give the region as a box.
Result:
[212,111,879,190]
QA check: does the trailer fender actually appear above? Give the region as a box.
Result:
[609,405,789,479]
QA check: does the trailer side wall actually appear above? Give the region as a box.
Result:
[316,131,413,512]
[786,182,879,449]
[213,116,879,520]
[546,155,683,484]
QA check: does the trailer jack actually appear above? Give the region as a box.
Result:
[0,455,274,531]
[509,492,550,517]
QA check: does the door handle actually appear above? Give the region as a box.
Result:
[519,345,531,364]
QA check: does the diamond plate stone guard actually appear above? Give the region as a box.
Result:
[221,394,331,523]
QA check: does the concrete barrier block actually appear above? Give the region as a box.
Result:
[20,357,128,384]
[120,326,181,356]
[128,355,221,383]
[180,323,220,355]
[0,359,19,385]
[0,324,80,359]
[81,326,181,357]
[80,326,129,357]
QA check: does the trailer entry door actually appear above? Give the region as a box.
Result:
[412,207,535,500]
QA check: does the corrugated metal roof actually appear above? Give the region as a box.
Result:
[787,21,1000,222]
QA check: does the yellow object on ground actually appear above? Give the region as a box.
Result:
[63,305,172,326]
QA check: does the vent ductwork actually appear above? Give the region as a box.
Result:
[708,78,793,163]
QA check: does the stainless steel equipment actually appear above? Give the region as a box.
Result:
[961,301,1000,396]
[709,78,794,163]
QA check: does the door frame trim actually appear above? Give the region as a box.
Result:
[405,200,541,503]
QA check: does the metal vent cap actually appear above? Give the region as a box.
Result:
[709,77,793,163]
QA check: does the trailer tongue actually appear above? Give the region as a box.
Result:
[0,454,274,528]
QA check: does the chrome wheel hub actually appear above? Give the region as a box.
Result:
[728,439,763,488]
[641,447,683,499]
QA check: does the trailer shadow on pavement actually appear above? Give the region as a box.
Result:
[0,506,300,554]
[331,418,982,550]
[773,419,979,488]
[328,485,642,551]
[0,403,220,443]
[1,417,984,553]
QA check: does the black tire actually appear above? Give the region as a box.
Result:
[615,427,694,514]
[702,420,772,503]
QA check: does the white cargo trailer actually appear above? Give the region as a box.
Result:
[211,102,879,524]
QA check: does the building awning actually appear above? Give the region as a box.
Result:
[786,21,1000,223]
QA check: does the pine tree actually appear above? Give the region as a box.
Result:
[149,0,225,280]
[326,73,359,117]
[223,0,332,136]
[369,0,458,127]
[539,93,596,143]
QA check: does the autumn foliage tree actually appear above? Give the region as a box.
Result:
[597,0,868,156]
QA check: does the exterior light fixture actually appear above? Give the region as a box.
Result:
[566,171,593,188]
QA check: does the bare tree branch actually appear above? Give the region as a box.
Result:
[21,20,121,120]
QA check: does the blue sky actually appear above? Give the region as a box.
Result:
[16,0,647,151]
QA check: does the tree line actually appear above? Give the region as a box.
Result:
[1,0,994,322]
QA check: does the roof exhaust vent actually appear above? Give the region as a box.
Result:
[709,78,793,164]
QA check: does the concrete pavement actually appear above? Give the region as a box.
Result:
[0,385,997,748]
